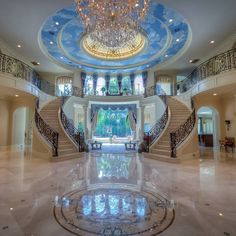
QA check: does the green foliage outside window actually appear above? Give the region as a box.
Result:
[95,109,131,137]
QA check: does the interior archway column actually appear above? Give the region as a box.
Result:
[83,106,88,139]
[137,105,145,141]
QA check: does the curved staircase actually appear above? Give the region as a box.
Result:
[148,97,191,161]
[40,98,81,160]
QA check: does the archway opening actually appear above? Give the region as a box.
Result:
[197,106,220,149]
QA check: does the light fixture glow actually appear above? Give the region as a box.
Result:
[219,213,223,216]
[189,59,193,63]
[50,41,54,45]
[17,44,21,48]
[213,93,217,96]
[165,54,168,58]
[55,22,59,25]
[176,38,180,42]
[169,19,173,23]
[210,40,215,44]
[75,0,149,48]
[15,94,19,97]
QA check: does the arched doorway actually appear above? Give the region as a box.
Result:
[197,106,220,148]
[12,107,33,150]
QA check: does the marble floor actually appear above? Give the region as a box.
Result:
[0,149,236,236]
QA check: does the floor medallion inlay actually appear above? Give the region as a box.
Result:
[54,188,175,235]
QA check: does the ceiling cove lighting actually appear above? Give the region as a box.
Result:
[75,0,149,49]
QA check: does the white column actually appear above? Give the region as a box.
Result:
[87,106,92,139]
[83,106,88,139]
[137,105,145,141]
[73,71,82,88]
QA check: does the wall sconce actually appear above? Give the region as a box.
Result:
[225,120,231,131]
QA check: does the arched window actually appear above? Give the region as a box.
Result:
[56,76,73,96]
[109,77,119,95]
[84,75,93,95]
[122,76,131,95]
[134,74,144,95]
[96,76,106,95]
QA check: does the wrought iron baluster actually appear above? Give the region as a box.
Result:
[170,109,196,158]
[144,106,168,151]
[60,97,85,152]
[34,107,59,157]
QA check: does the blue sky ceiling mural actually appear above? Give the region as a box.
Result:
[39,1,191,74]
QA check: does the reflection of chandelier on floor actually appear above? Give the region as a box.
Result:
[75,0,149,59]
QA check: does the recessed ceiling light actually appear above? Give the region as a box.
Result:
[210,40,215,44]
[213,93,217,96]
[55,22,59,25]
[50,41,54,45]
[31,61,40,66]
[189,59,200,64]
[169,19,173,23]
[15,94,19,97]
[176,38,180,42]
[17,44,21,48]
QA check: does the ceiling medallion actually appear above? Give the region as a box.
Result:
[81,31,147,60]
[75,0,149,53]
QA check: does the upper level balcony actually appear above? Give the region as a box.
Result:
[0,48,236,101]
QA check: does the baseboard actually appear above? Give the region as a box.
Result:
[178,150,200,160]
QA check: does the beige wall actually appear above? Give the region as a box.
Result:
[0,96,35,149]
[221,95,236,139]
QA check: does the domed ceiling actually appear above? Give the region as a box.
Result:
[39,1,191,74]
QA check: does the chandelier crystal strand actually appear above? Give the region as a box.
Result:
[75,0,149,48]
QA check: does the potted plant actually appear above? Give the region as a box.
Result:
[101,87,106,96]
[123,87,128,95]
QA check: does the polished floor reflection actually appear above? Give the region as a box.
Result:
[0,149,236,235]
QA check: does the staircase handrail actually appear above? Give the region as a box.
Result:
[34,103,59,156]
[60,97,85,152]
[170,108,196,158]
[144,106,169,152]
[177,48,236,94]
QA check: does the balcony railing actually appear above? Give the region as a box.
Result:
[177,48,236,94]
[1,48,236,98]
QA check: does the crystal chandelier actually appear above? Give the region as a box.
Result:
[75,0,149,48]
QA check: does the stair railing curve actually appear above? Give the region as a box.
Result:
[60,97,85,152]
[170,108,196,158]
[34,100,59,156]
[144,89,168,152]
